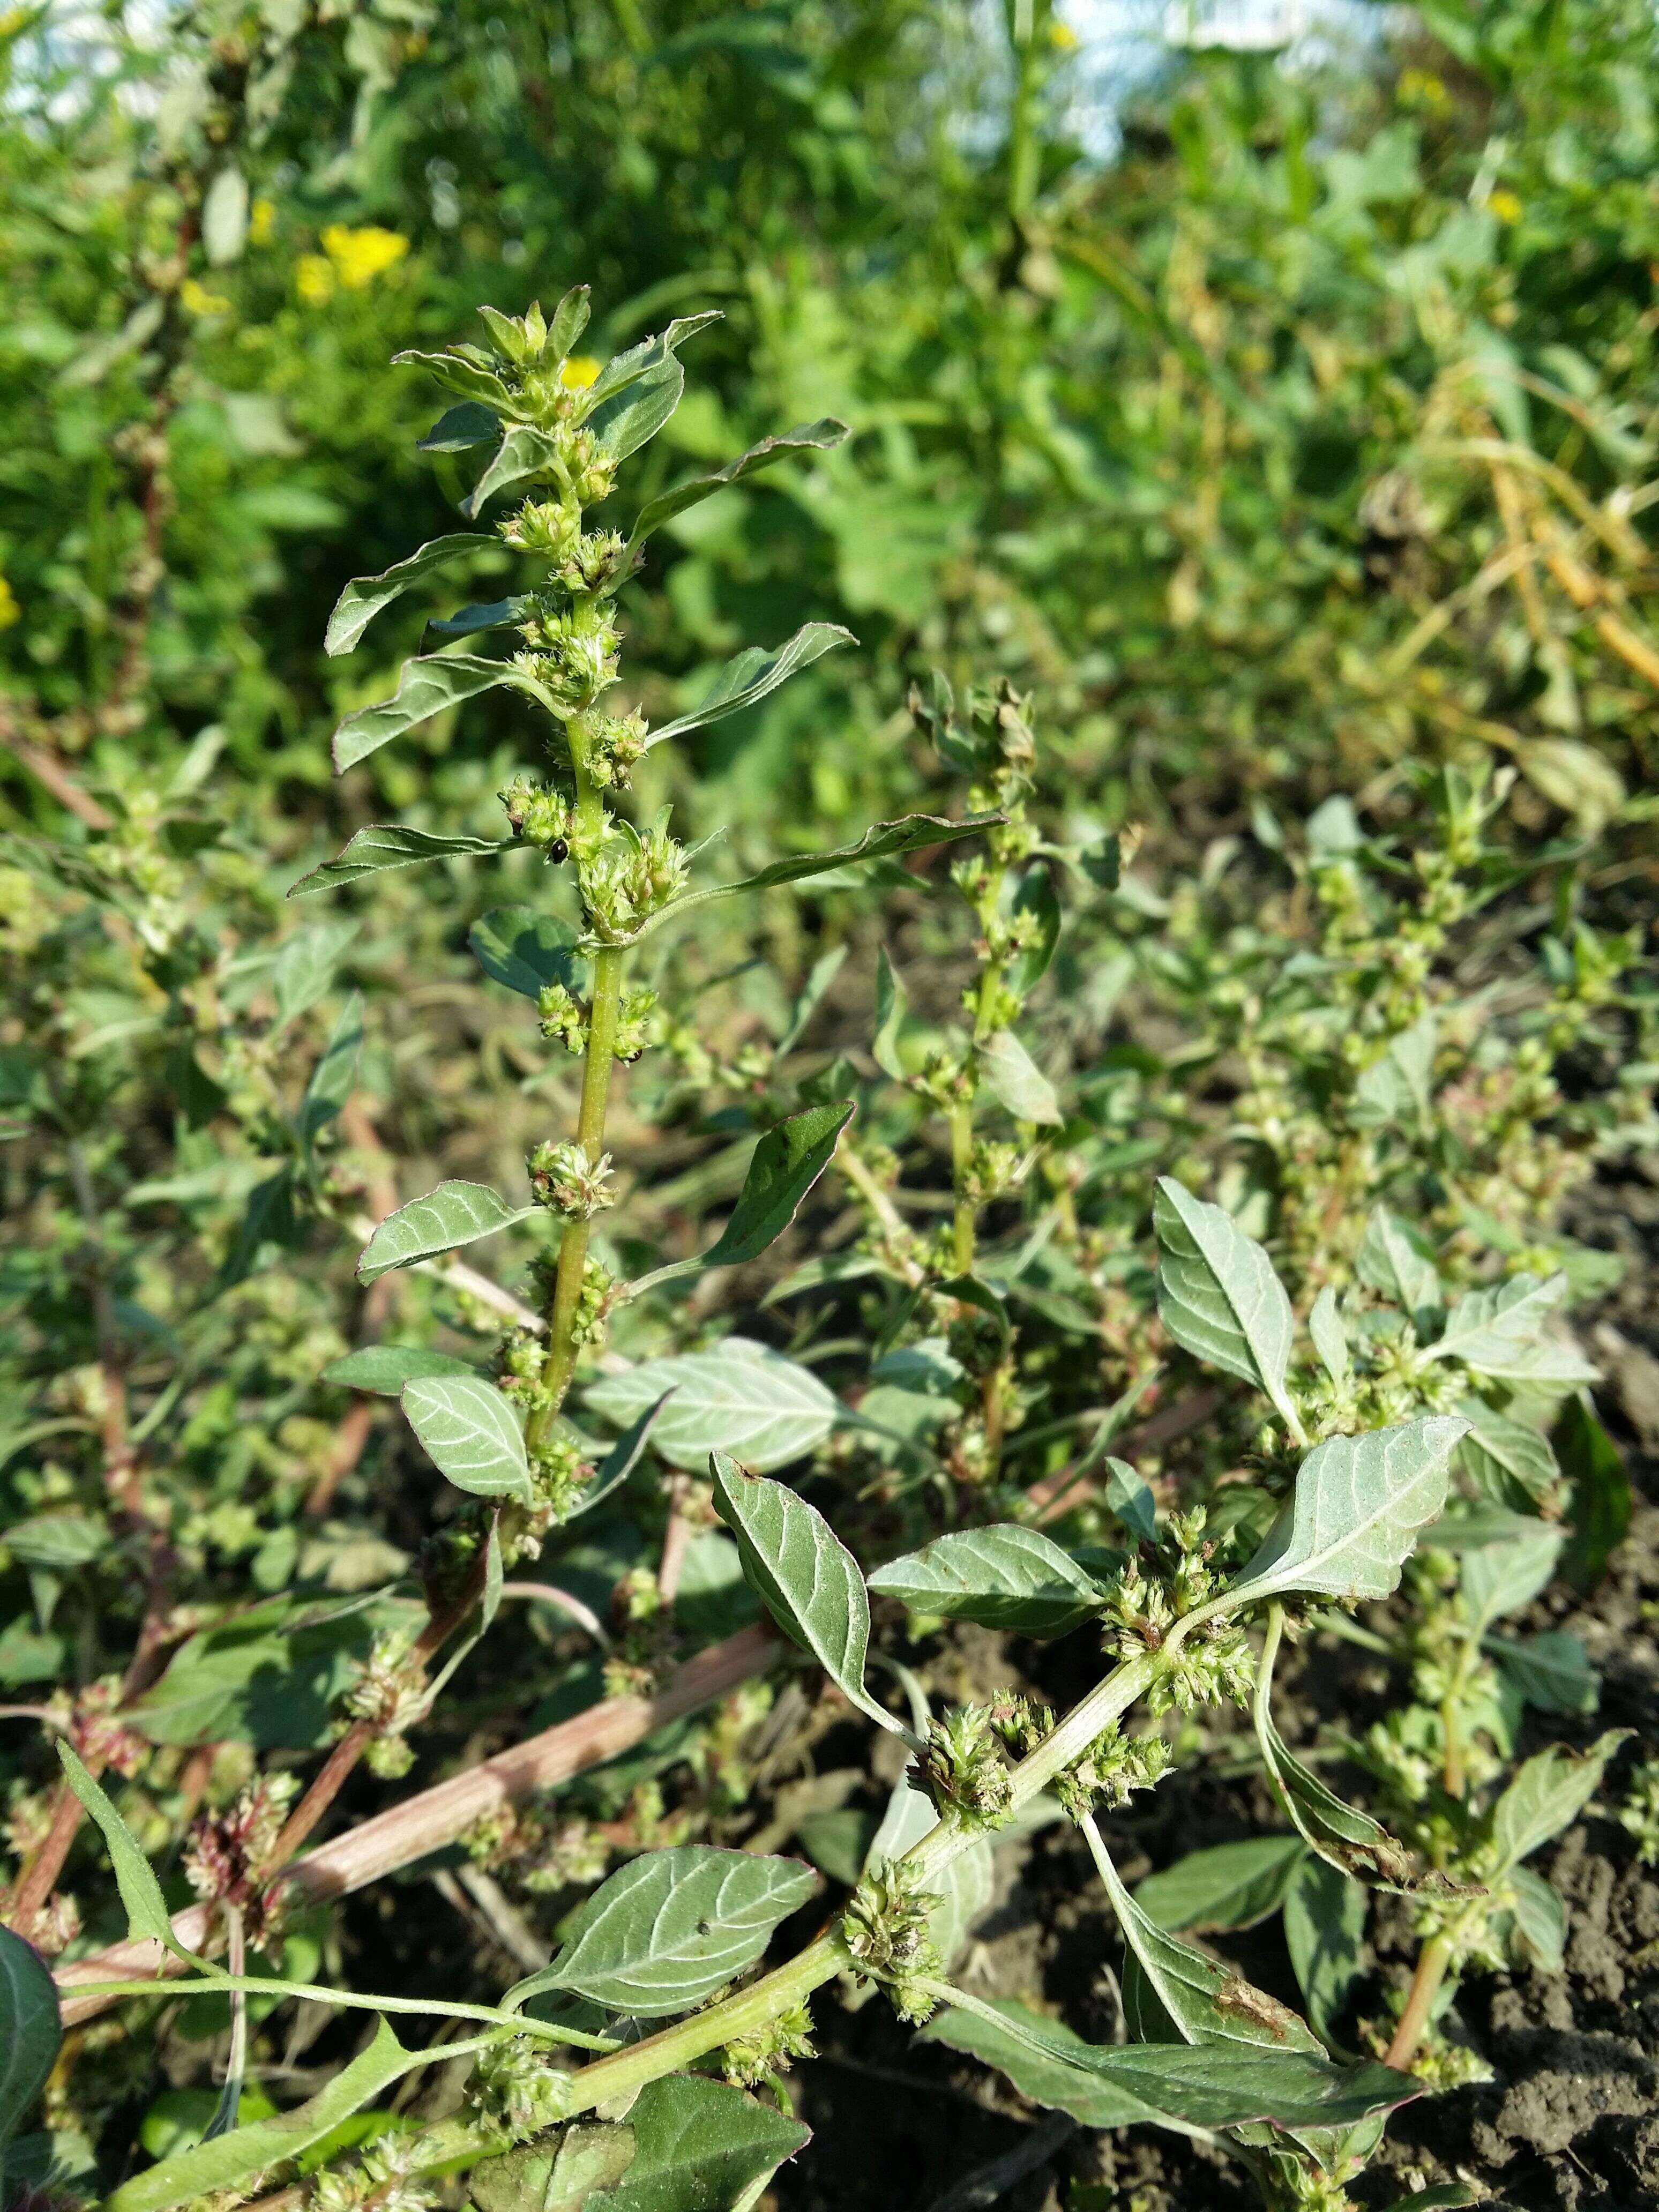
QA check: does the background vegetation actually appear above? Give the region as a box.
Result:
[3,0,1657,2205]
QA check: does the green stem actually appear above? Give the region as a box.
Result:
[556,1646,1165,2121]
[60,1974,617,2049]
[528,759,625,1447]
[950,1100,976,1273]
[1005,1,1042,227]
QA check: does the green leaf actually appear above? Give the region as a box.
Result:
[572,1393,677,1525]
[586,1340,836,1472]
[1497,1864,1567,1971]
[461,423,562,517]
[507,1845,815,2017]
[429,596,532,639]
[580,313,721,414]
[469,906,586,999]
[583,2074,809,2212]
[324,534,495,655]
[392,346,511,411]
[332,654,534,775]
[1153,1178,1301,1438]
[1557,1398,1631,1587]
[125,1595,412,1751]
[977,1028,1062,1126]
[1103,1456,1157,1543]
[200,164,249,264]
[1010,864,1061,994]
[1309,1287,1349,1385]
[1490,1729,1630,1873]
[4,1513,109,1568]
[1487,1629,1600,1716]
[627,419,849,549]
[415,402,500,453]
[1134,1837,1307,1934]
[1458,1399,1561,1507]
[1350,1011,1436,1128]
[1429,1273,1596,1383]
[323,1346,481,1395]
[1459,1521,1563,1638]
[628,813,1000,943]
[646,624,858,751]
[470,2122,635,2212]
[872,946,908,1079]
[628,1102,854,1297]
[774,945,848,1058]
[712,1452,902,1737]
[289,824,504,897]
[0,1925,60,2149]
[1254,1685,1414,1886]
[104,2020,417,2212]
[271,920,358,1032]
[401,1375,532,1503]
[920,1998,1419,2134]
[1283,1855,1367,2045]
[1356,1208,1444,1329]
[868,1525,1103,1636]
[1231,1416,1467,1606]
[56,1742,201,1960]
[296,992,362,1158]
[1090,1826,1323,2056]
[356,1179,537,1284]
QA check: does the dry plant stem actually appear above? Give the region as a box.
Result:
[260,1533,504,1873]
[55,1625,778,2024]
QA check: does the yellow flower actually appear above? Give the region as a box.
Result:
[0,577,19,631]
[249,198,275,247]
[1488,188,1523,226]
[320,224,409,291]
[558,355,602,392]
[180,277,231,317]
[1049,18,1079,50]
[1399,67,1449,109]
[295,254,335,307]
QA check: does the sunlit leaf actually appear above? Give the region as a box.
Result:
[977,1028,1062,1126]
[104,2021,417,2212]
[356,1180,537,1284]
[646,624,858,751]
[1153,1178,1301,1437]
[629,1102,854,1297]
[324,534,494,655]
[581,2074,809,2212]
[332,654,540,774]
[586,1341,836,1471]
[56,1742,201,1962]
[712,1452,903,1736]
[401,1374,532,1502]
[289,824,504,897]
[1231,1417,1467,1606]
[628,419,849,549]
[508,1846,815,2016]
[1490,1729,1630,1873]
[630,813,1001,942]
[869,1525,1103,1636]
